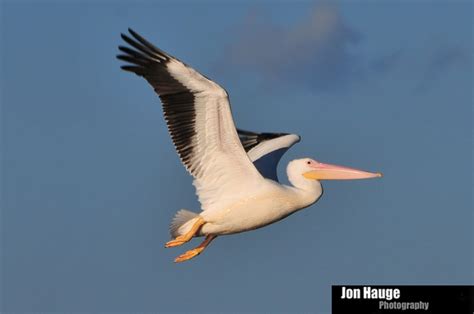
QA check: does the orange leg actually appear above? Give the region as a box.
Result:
[165,217,205,248]
[174,235,217,263]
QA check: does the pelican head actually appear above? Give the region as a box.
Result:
[301,158,382,181]
[288,158,382,190]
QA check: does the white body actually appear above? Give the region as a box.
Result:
[175,160,324,237]
[200,179,322,235]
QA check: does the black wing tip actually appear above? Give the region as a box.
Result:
[237,129,257,136]
[120,32,129,41]
[119,31,137,45]
[126,28,147,45]
[118,45,130,52]
[119,28,137,38]
[128,27,138,37]
[118,28,171,63]
[120,65,144,76]
[237,129,291,139]
[260,131,290,138]
[116,54,143,66]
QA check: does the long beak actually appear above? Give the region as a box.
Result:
[303,162,382,180]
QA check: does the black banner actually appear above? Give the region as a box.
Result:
[332,285,473,314]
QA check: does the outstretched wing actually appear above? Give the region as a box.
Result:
[238,129,300,182]
[117,29,263,213]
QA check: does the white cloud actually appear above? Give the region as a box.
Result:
[222,3,361,91]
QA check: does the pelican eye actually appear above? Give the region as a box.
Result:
[307,161,311,165]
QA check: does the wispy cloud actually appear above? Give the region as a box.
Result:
[221,3,362,91]
[414,44,471,93]
[370,49,404,75]
[218,3,471,95]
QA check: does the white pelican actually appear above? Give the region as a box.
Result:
[117,29,382,263]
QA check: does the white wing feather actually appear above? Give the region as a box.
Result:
[118,30,263,213]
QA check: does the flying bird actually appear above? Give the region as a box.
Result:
[117,29,382,263]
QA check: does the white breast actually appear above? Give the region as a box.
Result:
[200,179,322,235]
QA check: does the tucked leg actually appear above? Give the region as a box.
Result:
[165,217,205,248]
[174,235,217,263]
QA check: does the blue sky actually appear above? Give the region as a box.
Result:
[1,1,472,313]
